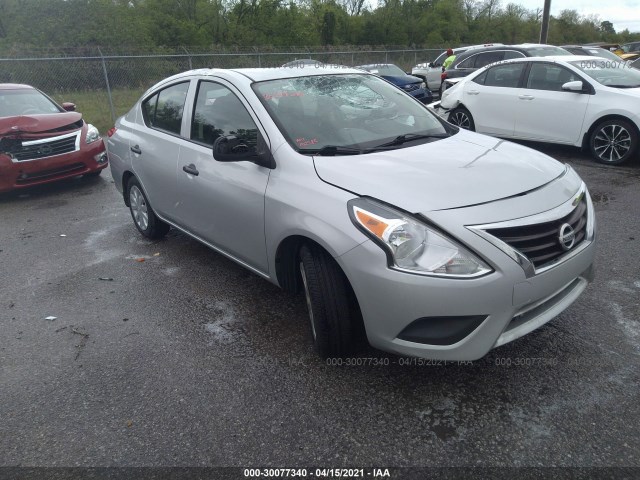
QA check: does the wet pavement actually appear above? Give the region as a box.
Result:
[1,145,639,469]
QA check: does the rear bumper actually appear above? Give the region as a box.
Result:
[0,139,106,193]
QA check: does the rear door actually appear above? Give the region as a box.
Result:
[130,81,191,222]
[513,62,590,143]
[462,62,526,137]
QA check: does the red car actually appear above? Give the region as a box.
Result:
[0,83,107,193]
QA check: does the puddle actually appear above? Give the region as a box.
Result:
[203,300,245,344]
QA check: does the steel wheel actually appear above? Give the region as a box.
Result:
[591,120,636,164]
[448,107,475,131]
[129,185,149,231]
[126,177,170,239]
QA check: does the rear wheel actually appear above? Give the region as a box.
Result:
[448,107,475,131]
[127,177,170,239]
[299,244,353,358]
[589,119,637,165]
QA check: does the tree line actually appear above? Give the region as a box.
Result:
[0,0,638,53]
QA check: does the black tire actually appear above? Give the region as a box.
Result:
[589,118,638,165]
[448,106,475,131]
[299,244,353,358]
[126,177,170,239]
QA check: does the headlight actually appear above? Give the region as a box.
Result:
[85,124,100,144]
[420,82,427,89]
[348,198,492,278]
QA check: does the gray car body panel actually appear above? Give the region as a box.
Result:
[107,67,596,360]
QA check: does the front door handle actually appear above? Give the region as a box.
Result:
[130,145,142,154]
[518,95,534,100]
[467,90,480,95]
[182,164,199,176]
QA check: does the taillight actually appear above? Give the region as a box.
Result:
[107,127,117,137]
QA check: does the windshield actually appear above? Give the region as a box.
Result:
[0,89,62,117]
[525,46,572,57]
[252,73,448,154]
[570,60,640,88]
[584,48,623,62]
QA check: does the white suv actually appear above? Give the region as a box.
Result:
[412,44,503,92]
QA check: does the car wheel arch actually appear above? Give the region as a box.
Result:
[583,114,640,149]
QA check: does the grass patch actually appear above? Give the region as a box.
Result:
[51,88,145,134]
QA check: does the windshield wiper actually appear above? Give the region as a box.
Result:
[314,145,365,156]
[606,84,640,88]
[373,132,449,149]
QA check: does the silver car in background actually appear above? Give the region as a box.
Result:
[107,67,596,360]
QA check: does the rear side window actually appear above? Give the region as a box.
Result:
[484,63,525,87]
[142,82,190,135]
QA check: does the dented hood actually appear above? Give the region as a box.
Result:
[312,130,566,212]
[0,112,83,136]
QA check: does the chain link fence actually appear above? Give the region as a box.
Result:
[0,46,444,132]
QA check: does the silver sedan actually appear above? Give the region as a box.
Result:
[107,66,596,360]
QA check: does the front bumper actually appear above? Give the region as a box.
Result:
[0,138,106,193]
[407,87,433,104]
[336,187,597,361]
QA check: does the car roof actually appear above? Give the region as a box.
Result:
[146,67,372,93]
[0,83,34,90]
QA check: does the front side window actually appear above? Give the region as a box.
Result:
[474,51,505,68]
[142,82,189,135]
[253,73,448,154]
[503,50,526,60]
[456,55,476,69]
[526,63,581,91]
[484,63,525,88]
[190,81,258,148]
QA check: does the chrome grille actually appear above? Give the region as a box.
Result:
[486,199,588,269]
[13,131,80,161]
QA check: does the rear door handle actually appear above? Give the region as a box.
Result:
[518,95,534,100]
[130,145,142,154]
[182,164,199,176]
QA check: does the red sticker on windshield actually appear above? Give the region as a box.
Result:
[263,91,304,101]
[296,137,318,147]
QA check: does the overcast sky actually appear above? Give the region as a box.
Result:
[516,0,640,33]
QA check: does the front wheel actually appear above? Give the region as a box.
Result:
[589,119,638,165]
[299,244,353,358]
[127,177,170,239]
[448,107,475,131]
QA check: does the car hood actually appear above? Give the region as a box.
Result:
[381,75,422,86]
[312,130,566,212]
[0,112,83,136]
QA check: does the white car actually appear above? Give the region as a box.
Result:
[435,56,640,164]
[411,44,503,92]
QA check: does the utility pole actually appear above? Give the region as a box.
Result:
[539,0,551,43]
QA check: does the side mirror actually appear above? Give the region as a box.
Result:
[212,134,275,169]
[562,80,585,92]
[428,62,434,68]
[62,102,76,111]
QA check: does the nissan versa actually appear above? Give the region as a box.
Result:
[107,67,596,360]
